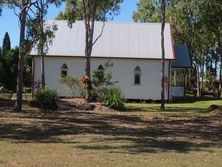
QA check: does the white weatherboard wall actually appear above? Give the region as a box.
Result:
[34,57,170,100]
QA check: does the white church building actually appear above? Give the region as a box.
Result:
[31,20,177,100]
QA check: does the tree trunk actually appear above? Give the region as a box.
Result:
[218,39,221,99]
[200,61,204,97]
[218,56,222,99]
[40,7,45,90]
[160,0,166,110]
[85,45,91,101]
[184,69,186,96]
[14,3,27,112]
[40,47,45,89]
[196,64,201,97]
[84,21,93,102]
[31,57,35,96]
[83,0,97,102]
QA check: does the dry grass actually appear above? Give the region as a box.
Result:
[0,99,222,167]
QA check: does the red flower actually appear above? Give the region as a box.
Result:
[80,75,92,89]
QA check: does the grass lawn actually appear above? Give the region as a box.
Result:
[0,99,222,167]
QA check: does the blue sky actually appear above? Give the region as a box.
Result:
[0,0,138,48]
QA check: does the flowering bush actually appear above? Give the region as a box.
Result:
[33,88,58,110]
[80,75,92,89]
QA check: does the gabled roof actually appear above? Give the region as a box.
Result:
[172,45,192,68]
[30,20,175,60]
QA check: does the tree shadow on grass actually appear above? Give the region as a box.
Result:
[76,137,215,154]
[172,96,220,103]
[0,101,222,154]
[125,106,208,113]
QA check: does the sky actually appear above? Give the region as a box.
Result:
[0,0,138,48]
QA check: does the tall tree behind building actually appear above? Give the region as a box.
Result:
[2,32,11,56]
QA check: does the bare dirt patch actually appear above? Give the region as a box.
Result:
[58,98,115,112]
[208,104,222,115]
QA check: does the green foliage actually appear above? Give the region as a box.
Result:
[0,86,13,99]
[92,61,115,87]
[91,61,117,101]
[0,61,2,74]
[56,0,123,23]
[26,19,58,56]
[0,47,2,57]
[2,32,11,56]
[133,0,214,55]
[133,0,161,22]
[0,48,19,92]
[33,88,58,110]
[104,87,124,109]
[60,76,83,97]
[133,0,222,97]
[91,62,124,109]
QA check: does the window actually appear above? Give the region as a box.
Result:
[61,64,68,77]
[98,65,104,71]
[134,66,141,85]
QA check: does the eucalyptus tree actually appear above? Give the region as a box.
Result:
[134,0,168,110]
[56,0,123,101]
[6,0,62,111]
[133,0,205,50]
[6,0,29,111]
[160,0,167,110]
[133,0,213,97]
[199,0,222,98]
[168,0,214,96]
[26,0,62,89]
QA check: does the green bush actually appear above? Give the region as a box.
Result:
[33,88,58,110]
[92,61,118,101]
[60,76,83,97]
[91,87,106,102]
[0,86,13,99]
[104,87,124,109]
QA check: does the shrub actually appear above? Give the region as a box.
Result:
[104,87,124,109]
[60,76,83,97]
[92,61,116,88]
[92,61,118,101]
[0,86,13,99]
[91,87,106,102]
[33,88,58,110]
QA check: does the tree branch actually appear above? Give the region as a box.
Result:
[92,20,105,46]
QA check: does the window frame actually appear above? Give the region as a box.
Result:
[134,66,142,86]
[98,64,104,71]
[60,64,68,77]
